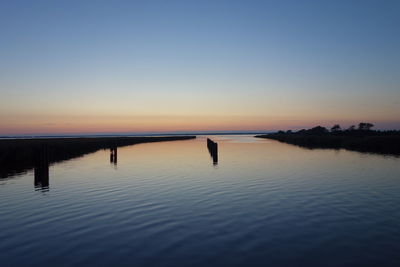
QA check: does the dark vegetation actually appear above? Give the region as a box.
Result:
[256,123,400,156]
[0,136,196,178]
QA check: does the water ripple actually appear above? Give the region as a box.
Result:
[1,136,400,266]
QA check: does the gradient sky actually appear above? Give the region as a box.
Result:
[1,0,399,134]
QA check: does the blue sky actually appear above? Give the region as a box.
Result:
[0,0,399,134]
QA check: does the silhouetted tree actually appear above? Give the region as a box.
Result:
[297,129,307,134]
[331,124,341,132]
[358,122,374,131]
[347,125,356,131]
[307,126,328,135]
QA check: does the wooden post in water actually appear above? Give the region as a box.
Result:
[207,138,218,165]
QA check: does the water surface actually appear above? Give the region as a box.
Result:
[1,135,399,266]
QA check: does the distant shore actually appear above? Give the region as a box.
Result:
[0,136,196,178]
[256,126,400,156]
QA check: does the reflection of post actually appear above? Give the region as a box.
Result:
[212,143,218,165]
[110,147,117,165]
[207,138,218,165]
[34,144,49,190]
[113,147,117,165]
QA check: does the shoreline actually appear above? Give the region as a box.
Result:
[0,136,196,178]
[255,133,400,156]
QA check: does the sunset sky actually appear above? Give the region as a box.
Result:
[1,0,399,135]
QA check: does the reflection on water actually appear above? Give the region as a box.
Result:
[0,135,400,266]
[34,162,49,191]
[110,147,118,165]
[34,144,49,191]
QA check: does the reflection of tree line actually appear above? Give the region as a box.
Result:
[0,136,196,190]
[256,123,400,155]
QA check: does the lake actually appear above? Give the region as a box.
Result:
[1,135,399,266]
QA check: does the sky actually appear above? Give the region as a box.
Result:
[0,0,399,134]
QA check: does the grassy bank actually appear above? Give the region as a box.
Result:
[0,136,196,178]
[256,129,400,156]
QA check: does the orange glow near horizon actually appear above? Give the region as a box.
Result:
[1,1,400,135]
[1,112,399,135]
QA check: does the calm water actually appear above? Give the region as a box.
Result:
[1,135,399,266]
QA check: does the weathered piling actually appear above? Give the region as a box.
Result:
[207,138,218,165]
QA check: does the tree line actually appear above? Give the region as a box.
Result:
[277,123,400,136]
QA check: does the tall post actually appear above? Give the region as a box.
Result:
[207,138,218,165]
